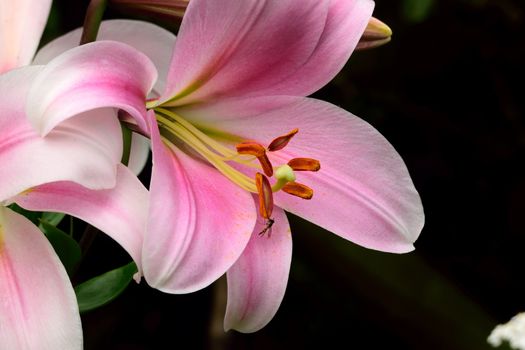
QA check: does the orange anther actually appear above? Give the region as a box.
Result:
[282,182,313,200]
[267,128,299,152]
[258,153,274,177]
[255,173,274,219]
[288,158,320,172]
[237,142,274,176]
[236,142,266,157]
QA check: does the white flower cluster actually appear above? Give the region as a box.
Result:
[489,313,525,349]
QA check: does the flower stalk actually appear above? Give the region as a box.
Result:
[80,0,108,45]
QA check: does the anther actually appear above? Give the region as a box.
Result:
[255,172,274,219]
[282,182,314,199]
[236,142,274,177]
[268,128,299,152]
[258,154,274,177]
[288,158,320,172]
[236,142,266,157]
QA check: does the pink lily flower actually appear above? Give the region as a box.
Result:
[28,0,424,332]
[0,1,149,347]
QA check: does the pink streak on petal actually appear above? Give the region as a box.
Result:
[27,41,158,136]
[0,67,122,201]
[225,206,291,333]
[143,113,256,293]
[158,0,329,105]
[34,19,175,96]
[0,207,82,349]
[174,96,424,253]
[0,0,52,72]
[13,165,148,273]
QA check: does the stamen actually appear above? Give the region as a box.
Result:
[255,172,274,219]
[288,158,321,171]
[282,182,314,199]
[259,154,274,177]
[256,173,275,237]
[154,108,317,216]
[157,115,258,192]
[267,128,299,152]
[157,108,236,158]
[236,142,265,157]
[236,141,274,176]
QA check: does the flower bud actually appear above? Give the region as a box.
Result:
[356,17,393,51]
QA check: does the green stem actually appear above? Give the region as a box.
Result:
[69,215,74,236]
[121,124,133,166]
[79,0,108,45]
[72,225,101,282]
[78,225,100,258]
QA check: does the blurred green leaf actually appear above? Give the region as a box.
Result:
[41,212,66,226]
[75,262,138,313]
[402,0,435,23]
[40,3,62,45]
[39,220,81,276]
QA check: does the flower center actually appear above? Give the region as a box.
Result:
[154,107,320,234]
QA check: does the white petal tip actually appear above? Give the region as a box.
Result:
[133,272,142,284]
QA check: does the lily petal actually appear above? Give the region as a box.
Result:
[0,0,51,72]
[143,113,256,293]
[225,206,291,333]
[27,41,158,136]
[0,207,82,349]
[279,0,374,96]
[13,165,148,274]
[0,67,122,201]
[175,96,425,253]
[158,0,329,105]
[33,19,175,96]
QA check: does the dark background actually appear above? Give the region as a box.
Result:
[44,0,525,349]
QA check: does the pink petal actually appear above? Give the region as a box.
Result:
[13,165,148,274]
[27,41,157,136]
[0,67,122,201]
[0,0,51,72]
[225,206,292,333]
[175,96,425,253]
[157,0,330,106]
[33,19,175,96]
[143,113,256,293]
[0,207,82,349]
[279,0,374,96]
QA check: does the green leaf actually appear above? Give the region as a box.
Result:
[75,262,138,313]
[41,212,66,226]
[39,220,81,275]
[402,0,435,23]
